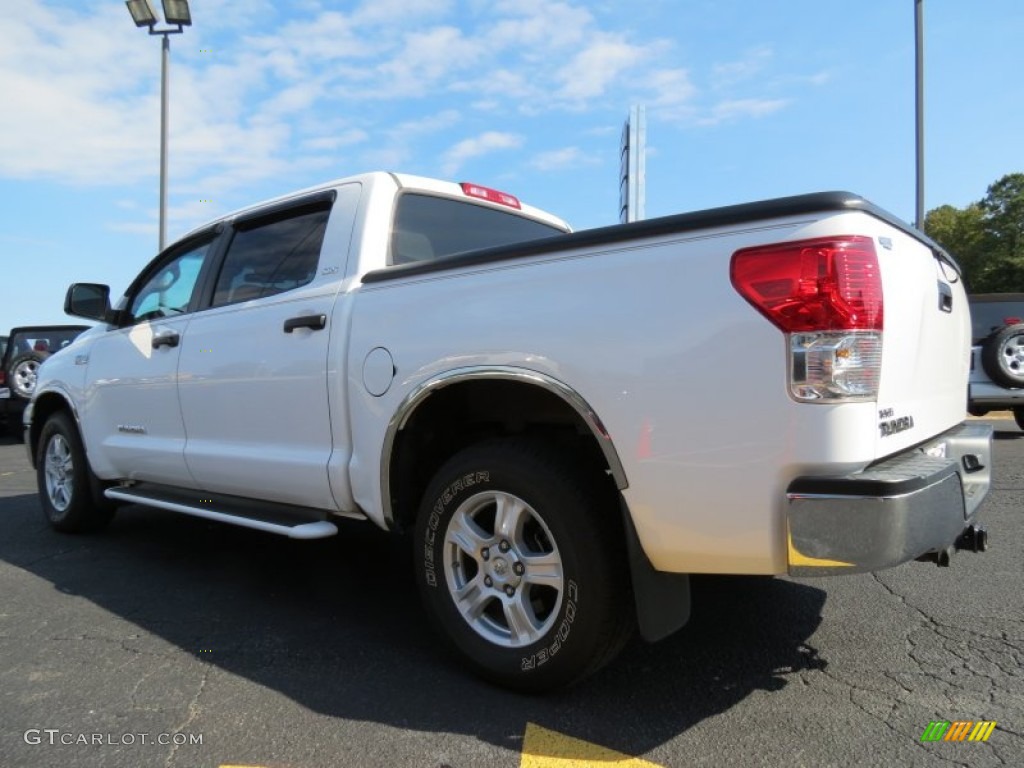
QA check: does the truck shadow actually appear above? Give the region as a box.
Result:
[1,495,827,756]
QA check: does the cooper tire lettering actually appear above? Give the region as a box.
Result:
[413,440,632,692]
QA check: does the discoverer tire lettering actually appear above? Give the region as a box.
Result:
[414,438,633,692]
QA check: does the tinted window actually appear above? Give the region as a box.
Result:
[970,297,1024,343]
[390,194,565,266]
[129,241,212,323]
[212,207,328,307]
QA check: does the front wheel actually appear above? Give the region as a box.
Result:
[36,412,114,533]
[414,439,633,692]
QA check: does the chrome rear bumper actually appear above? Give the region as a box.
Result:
[786,422,992,576]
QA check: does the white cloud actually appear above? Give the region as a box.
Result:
[302,130,369,151]
[442,132,524,176]
[389,110,461,139]
[641,68,699,123]
[647,69,698,108]
[0,0,818,222]
[452,69,536,101]
[485,1,593,55]
[245,11,375,67]
[556,34,653,104]
[0,3,156,183]
[199,0,278,30]
[530,147,600,172]
[367,26,487,100]
[698,98,791,126]
[352,0,455,26]
[800,70,832,86]
[712,46,774,89]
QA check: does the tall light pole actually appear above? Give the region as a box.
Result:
[915,0,925,229]
[126,0,192,252]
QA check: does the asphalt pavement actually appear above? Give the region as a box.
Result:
[0,421,1021,768]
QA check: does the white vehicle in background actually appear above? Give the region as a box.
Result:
[26,172,992,691]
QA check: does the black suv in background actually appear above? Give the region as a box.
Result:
[968,294,1024,428]
[0,325,89,435]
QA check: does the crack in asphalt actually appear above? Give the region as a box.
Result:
[868,572,1022,767]
[810,663,968,768]
[164,665,209,768]
[127,663,167,713]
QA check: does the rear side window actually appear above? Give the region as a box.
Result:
[212,207,329,307]
[390,194,564,266]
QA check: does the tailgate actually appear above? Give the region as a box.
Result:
[873,224,970,458]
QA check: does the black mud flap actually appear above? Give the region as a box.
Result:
[621,498,691,642]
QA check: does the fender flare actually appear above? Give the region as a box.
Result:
[379,365,628,530]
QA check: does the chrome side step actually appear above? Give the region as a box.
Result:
[104,487,339,540]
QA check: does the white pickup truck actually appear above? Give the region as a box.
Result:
[27,172,992,691]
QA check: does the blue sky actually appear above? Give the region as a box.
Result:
[2,0,1022,329]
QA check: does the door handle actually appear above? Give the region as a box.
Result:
[283,314,327,333]
[152,330,180,349]
[938,281,953,313]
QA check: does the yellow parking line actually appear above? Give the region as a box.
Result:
[520,723,663,768]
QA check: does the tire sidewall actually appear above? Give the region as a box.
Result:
[415,444,616,690]
[982,324,1024,388]
[9,353,46,400]
[36,413,91,529]
[37,415,78,528]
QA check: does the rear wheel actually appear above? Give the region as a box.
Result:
[36,412,114,533]
[414,438,633,692]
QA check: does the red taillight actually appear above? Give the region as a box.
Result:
[732,236,884,402]
[460,182,521,209]
[730,236,882,332]
[0,371,5,386]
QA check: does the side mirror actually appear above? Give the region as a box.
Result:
[64,283,112,322]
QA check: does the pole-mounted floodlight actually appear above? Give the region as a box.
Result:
[162,0,192,27]
[125,0,157,28]
[125,0,191,252]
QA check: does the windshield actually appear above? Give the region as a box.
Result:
[390,193,566,266]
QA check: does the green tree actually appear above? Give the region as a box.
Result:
[924,173,1024,293]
